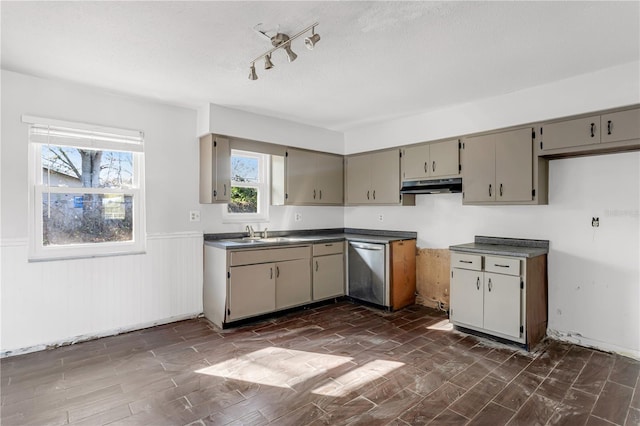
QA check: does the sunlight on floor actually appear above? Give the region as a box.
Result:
[427,319,453,331]
[311,359,404,397]
[195,347,353,388]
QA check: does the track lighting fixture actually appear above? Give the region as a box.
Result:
[248,22,319,80]
[304,27,320,50]
[248,63,258,80]
[264,54,274,70]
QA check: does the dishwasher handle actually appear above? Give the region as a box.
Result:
[350,242,384,251]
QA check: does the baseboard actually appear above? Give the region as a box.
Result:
[1,312,203,358]
[547,328,640,360]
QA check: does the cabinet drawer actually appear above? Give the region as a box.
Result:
[230,246,311,266]
[451,252,482,270]
[485,256,521,276]
[313,242,344,256]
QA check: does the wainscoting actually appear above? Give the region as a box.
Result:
[0,232,204,357]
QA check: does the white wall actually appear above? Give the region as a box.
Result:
[0,70,203,354]
[197,103,346,235]
[344,61,640,358]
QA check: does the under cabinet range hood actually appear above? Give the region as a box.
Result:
[400,177,462,194]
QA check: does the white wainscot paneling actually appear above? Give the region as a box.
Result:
[0,233,204,357]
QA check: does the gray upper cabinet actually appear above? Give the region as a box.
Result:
[199,134,230,204]
[463,128,534,204]
[346,149,414,205]
[539,107,640,155]
[282,148,343,205]
[402,139,460,181]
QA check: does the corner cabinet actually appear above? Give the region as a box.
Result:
[345,149,415,205]
[287,148,344,205]
[539,107,640,157]
[199,134,231,203]
[449,252,548,349]
[462,127,547,205]
[402,139,460,181]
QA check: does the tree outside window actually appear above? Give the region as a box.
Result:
[224,150,269,222]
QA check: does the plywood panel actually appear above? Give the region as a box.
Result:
[390,240,416,310]
[416,248,451,310]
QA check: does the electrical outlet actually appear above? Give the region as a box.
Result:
[190,210,200,222]
[592,217,599,227]
[378,214,384,222]
[295,212,302,222]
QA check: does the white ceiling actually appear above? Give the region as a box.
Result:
[2,1,639,131]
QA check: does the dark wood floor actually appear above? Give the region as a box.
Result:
[1,302,639,426]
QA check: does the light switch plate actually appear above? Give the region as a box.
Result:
[295,212,302,222]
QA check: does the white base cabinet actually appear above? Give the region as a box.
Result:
[450,251,547,349]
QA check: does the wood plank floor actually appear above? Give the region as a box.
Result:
[1,302,639,425]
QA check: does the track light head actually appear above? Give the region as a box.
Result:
[248,63,258,80]
[264,54,274,70]
[305,30,320,50]
[283,45,297,62]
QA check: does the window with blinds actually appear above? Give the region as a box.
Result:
[23,115,146,261]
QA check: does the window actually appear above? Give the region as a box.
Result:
[24,115,145,261]
[223,149,269,222]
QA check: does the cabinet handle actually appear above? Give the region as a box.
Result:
[432,161,436,173]
[315,261,319,272]
[494,264,510,268]
[476,277,480,290]
[319,190,322,199]
[313,189,316,199]
[270,268,273,279]
[499,183,503,197]
[276,266,280,278]
[489,184,492,197]
[373,190,376,200]
[213,189,217,197]
[324,243,333,247]
[488,278,493,292]
[367,190,370,200]
[607,120,612,135]
[590,123,596,138]
[459,260,473,264]
[424,162,427,173]
[223,184,227,196]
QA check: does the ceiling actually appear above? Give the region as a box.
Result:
[2,1,639,132]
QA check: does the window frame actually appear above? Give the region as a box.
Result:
[24,116,146,261]
[222,149,270,223]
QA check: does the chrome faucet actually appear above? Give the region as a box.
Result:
[263,228,268,239]
[246,225,255,238]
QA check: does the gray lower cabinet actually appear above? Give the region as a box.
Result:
[204,244,313,327]
[449,251,547,349]
[312,242,345,300]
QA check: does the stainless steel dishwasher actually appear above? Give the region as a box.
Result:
[347,241,390,308]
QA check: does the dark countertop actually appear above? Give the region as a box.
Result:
[204,228,417,250]
[449,236,549,258]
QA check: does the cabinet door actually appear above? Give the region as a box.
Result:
[346,154,372,204]
[495,128,533,202]
[286,148,317,204]
[483,272,521,339]
[228,263,275,321]
[275,259,311,309]
[601,109,640,144]
[450,268,484,328]
[214,136,231,202]
[390,240,416,310]
[541,116,600,151]
[316,152,344,205]
[199,134,230,203]
[402,145,429,180]
[462,135,495,203]
[370,150,401,204]
[313,254,345,300]
[429,139,460,178]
